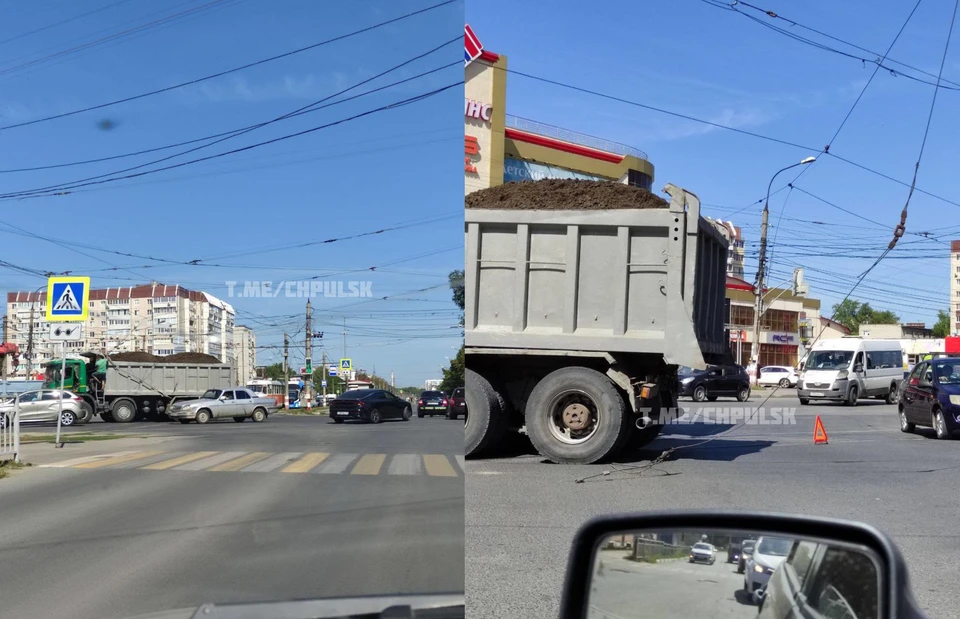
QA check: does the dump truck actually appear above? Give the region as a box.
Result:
[42,353,233,422]
[464,181,731,464]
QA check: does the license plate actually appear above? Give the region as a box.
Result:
[337,411,349,416]
[810,392,824,397]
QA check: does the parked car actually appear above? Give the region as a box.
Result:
[417,390,448,417]
[447,387,466,420]
[757,366,799,388]
[166,387,277,424]
[0,389,87,427]
[737,539,757,573]
[744,536,793,597]
[329,389,412,424]
[678,365,751,402]
[898,357,960,439]
[689,542,716,564]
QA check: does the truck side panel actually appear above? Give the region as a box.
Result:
[105,363,233,398]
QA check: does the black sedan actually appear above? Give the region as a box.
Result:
[329,389,412,424]
[418,390,448,418]
[678,365,751,402]
[899,358,960,439]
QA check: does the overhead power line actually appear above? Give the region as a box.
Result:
[0,0,456,132]
[0,0,137,47]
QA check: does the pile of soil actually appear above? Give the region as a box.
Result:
[108,351,223,364]
[465,179,668,211]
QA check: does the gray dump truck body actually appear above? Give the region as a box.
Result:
[465,184,729,367]
[105,362,233,398]
[464,184,733,464]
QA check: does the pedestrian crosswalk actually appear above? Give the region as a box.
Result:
[40,450,465,477]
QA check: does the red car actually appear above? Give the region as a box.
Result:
[447,387,466,420]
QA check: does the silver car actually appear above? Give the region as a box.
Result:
[0,389,86,427]
[167,387,278,424]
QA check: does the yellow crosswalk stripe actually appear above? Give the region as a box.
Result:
[73,451,164,469]
[351,453,386,475]
[141,451,219,470]
[423,454,457,477]
[281,452,330,473]
[209,452,271,472]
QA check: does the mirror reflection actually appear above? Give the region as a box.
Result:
[589,529,879,619]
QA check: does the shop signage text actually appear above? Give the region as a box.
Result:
[465,135,479,173]
[771,333,796,344]
[465,98,492,122]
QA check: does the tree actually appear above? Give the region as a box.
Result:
[450,269,465,330]
[261,363,285,380]
[830,299,899,334]
[439,345,464,393]
[933,310,950,337]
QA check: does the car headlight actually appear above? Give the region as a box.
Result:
[799,371,806,381]
[949,395,960,406]
[753,564,764,573]
[681,376,695,384]
[836,370,848,379]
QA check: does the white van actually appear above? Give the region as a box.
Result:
[797,338,904,406]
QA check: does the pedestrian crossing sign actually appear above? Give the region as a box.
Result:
[340,358,352,371]
[46,276,90,322]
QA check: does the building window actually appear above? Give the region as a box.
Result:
[729,305,754,327]
[761,309,799,334]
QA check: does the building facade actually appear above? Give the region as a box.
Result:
[952,240,960,336]
[5,283,236,378]
[234,326,256,385]
[705,218,745,279]
[464,29,655,196]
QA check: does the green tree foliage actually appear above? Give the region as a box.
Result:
[439,346,464,393]
[830,299,899,334]
[933,310,950,338]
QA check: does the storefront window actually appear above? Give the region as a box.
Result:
[729,305,754,327]
[760,345,799,368]
[761,309,799,334]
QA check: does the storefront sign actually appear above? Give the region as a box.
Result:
[770,333,797,344]
[503,157,607,183]
[465,135,479,173]
[465,98,492,121]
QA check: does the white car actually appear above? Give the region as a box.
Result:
[744,536,792,601]
[757,366,798,388]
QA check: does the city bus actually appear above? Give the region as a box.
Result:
[245,379,285,408]
[287,378,302,408]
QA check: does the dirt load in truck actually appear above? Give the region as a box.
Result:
[464,179,732,464]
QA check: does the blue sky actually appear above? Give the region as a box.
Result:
[467,0,959,327]
[0,0,464,386]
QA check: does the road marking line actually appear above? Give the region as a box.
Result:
[40,452,137,468]
[454,455,464,471]
[282,452,329,473]
[387,454,422,475]
[240,452,302,472]
[73,451,165,469]
[313,453,358,474]
[209,452,271,472]
[112,451,190,469]
[174,451,246,471]
[423,454,457,477]
[351,454,386,475]
[142,451,219,470]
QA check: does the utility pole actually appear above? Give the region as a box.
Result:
[283,333,289,408]
[342,317,347,361]
[2,315,7,388]
[321,347,327,404]
[305,300,313,409]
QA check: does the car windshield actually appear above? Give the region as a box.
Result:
[678,366,699,376]
[693,543,711,551]
[933,361,960,384]
[200,389,223,400]
[805,351,854,370]
[421,391,444,398]
[757,537,792,556]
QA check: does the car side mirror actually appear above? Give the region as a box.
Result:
[559,510,925,619]
[854,363,864,373]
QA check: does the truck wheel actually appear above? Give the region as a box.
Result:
[524,367,629,464]
[78,402,94,424]
[465,368,506,458]
[111,399,137,423]
[101,412,115,423]
[195,409,211,424]
[251,408,267,423]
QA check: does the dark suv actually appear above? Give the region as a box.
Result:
[447,387,466,420]
[678,364,751,402]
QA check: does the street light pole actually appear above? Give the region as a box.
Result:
[751,157,815,382]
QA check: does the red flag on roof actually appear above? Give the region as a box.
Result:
[465,24,483,66]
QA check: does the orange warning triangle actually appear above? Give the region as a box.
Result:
[813,415,829,445]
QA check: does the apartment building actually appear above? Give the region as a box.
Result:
[4,283,235,377]
[952,240,960,336]
[234,325,256,384]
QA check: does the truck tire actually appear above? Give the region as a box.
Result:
[111,399,137,423]
[465,368,506,458]
[78,402,94,424]
[524,366,629,464]
[101,412,115,423]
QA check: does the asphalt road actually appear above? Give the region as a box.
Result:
[590,552,753,619]
[465,398,960,619]
[0,413,464,619]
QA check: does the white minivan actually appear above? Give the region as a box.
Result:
[797,338,904,406]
